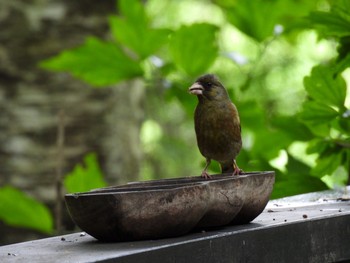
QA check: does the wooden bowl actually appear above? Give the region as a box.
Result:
[65,171,275,241]
[230,171,275,224]
[105,172,274,227]
[195,175,245,228]
[94,176,245,227]
[65,183,210,242]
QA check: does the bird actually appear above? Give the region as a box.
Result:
[188,74,242,178]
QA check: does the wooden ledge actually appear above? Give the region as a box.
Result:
[1,188,350,263]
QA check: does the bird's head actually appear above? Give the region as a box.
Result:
[188,74,229,102]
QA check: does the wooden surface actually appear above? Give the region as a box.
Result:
[1,188,350,263]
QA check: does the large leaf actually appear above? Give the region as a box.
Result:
[271,174,328,199]
[303,65,346,109]
[272,115,314,142]
[64,153,107,193]
[109,0,171,59]
[238,100,265,131]
[309,11,350,37]
[307,139,346,178]
[252,129,292,161]
[222,0,283,41]
[109,16,171,59]
[298,102,337,137]
[271,155,328,199]
[334,52,350,74]
[309,1,350,74]
[337,36,350,63]
[40,37,142,86]
[0,186,53,233]
[118,0,148,26]
[299,101,339,127]
[306,138,329,155]
[308,0,350,38]
[338,114,350,134]
[312,150,344,177]
[220,0,318,41]
[169,23,218,76]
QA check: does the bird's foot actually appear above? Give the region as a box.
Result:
[231,160,243,176]
[232,164,243,176]
[201,171,212,179]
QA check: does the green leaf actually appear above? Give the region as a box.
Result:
[239,100,265,131]
[221,0,318,41]
[110,0,171,59]
[298,100,338,137]
[303,65,346,109]
[0,186,53,233]
[325,166,349,187]
[338,113,350,133]
[64,153,107,193]
[334,52,350,74]
[272,115,313,141]
[271,174,328,199]
[308,1,350,38]
[109,16,171,59]
[306,139,328,155]
[118,0,148,26]
[222,0,283,41]
[309,11,350,37]
[337,36,350,63]
[40,37,142,86]
[311,150,344,177]
[299,101,339,127]
[271,155,328,199]
[252,129,291,160]
[169,23,218,76]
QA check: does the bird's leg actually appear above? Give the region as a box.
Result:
[232,160,243,176]
[201,158,212,179]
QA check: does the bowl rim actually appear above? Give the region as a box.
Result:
[125,170,275,184]
[65,171,275,198]
[65,181,209,197]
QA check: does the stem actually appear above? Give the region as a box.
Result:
[333,140,350,149]
[55,110,65,234]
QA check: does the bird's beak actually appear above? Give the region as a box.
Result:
[188,82,204,95]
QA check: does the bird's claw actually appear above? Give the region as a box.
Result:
[232,163,243,176]
[232,168,243,176]
[201,171,212,179]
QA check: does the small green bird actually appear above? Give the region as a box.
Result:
[189,74,242,178]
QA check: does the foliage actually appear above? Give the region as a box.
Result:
[4,0,350,235]
[301,0,350,186]
[0,152,106,233]
[64,153,107,193]
[216,0,315,41]
[40,37,143,86]
[0,186,53,234]
[39,0,350,201]
[170,23,219,76]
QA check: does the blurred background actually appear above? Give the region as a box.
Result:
[0,0,349,245]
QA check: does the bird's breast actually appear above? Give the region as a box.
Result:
[194,102,241,162]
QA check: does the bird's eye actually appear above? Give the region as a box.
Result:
[205,82,212,89]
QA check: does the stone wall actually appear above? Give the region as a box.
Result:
[0,0,144,244]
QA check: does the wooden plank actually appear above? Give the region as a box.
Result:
[1,193,349,263]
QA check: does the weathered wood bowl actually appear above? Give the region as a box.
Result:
[65,171,274,242]
[65,183,209,242]
[230,171,275,224]
[116,175,247,228]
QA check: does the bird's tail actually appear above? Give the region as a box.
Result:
[220,163,234,174]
